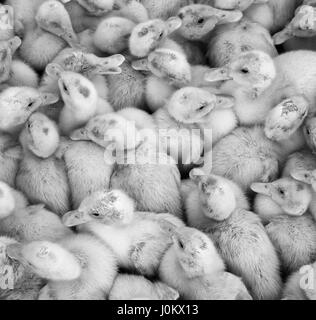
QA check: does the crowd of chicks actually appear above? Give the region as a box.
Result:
[0,0,316,300]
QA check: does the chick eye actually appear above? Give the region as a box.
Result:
[278,189,285,196]
[91,212,101,218]
[241,68,249,74]
[158,32,164,39]
[63,83,68,93]
[178,240,185,249]
[306,128,311,135]
[197,18,205,25]
[27,101,34,108]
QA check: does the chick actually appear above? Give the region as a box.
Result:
[186,170,282,300]
[0,86,58,135]
[159,226,252,300]
[18,0,81,71]
[129,17,183,58]
[7,234,117,300]
[177,4,243,41]
[45,63,113,135]
[63,189,184,277]
[251,178,314,223]
[0,236,44,300]
[15,112,71,216]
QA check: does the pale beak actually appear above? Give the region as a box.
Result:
[62,210,92,227]
[250,183,272,196]
[204,67,232,82]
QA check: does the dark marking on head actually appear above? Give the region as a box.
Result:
[43,128,49,135]
[79,86,90,98]
[297,184,304,192]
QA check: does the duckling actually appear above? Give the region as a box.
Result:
[160,86,236,149]
[159,226,252,300]
[283,262,316,300]
[7,234,118,300]
[100,60,139,109]
[62,189,184,277]
[14,113,71,216]
[186,169,282,300]
[56,138,114,209]
[0,5,15,41]
[204,126,281,191]
[185,169,250,222]
[45,63,113,135]
[205,50,316,126]
[129,17,183,58]
[251,178,314,224]
[40,49,125,98]
[177,4,243,41]
[208,19,277,67]
[19,0,80,71]
[273,4,316,46]
[0,36,21,84]
[93,17,136,54]
[109,274,179,300]
[133,48,191,88]
[0,236,44,300]
[132,48,192,111]
[266,213,316,274]
[154,87,236,166]
[0,86,59,135]
[0,204,72,242]
[214,0,299,34]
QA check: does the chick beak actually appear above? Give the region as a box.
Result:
[62,210,92,227]
[204,67,232,82]
[250,183,272,196]
[70,128,90,141]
